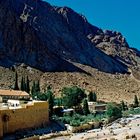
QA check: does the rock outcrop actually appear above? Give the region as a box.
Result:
[0,0,129,74]
[55,6,140,70]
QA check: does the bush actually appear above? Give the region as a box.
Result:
[106,103,122,120]
[123,107,140,116]
[58,113,105,127]
[70,120,81,127]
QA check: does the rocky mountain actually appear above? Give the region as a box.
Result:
[55,6,140,70]
[0,0,129,74]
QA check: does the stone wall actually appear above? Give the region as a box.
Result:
[0,101,49,138]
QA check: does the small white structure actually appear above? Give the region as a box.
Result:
[7,100,21,109]
[62,109,74,113]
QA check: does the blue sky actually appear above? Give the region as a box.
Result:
[45,0,140,50]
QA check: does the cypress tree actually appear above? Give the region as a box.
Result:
[83,99,90,115]
[47,88,54,118]
[134,95,139,108]
[23,76,26,91]
[36,80,40,93]
[20,76,24,91]
[93,92,97,102]
[88,92,93,101]
[26,76,30,94]
[31,81,36,95]
[14,72,19,90]
[88,92,97,102]
[121,100,126,111]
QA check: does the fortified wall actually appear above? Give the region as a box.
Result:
[0,101,49,138]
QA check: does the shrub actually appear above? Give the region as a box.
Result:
[106,103,122,121]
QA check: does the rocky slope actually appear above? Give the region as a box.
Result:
[55,6,140,69]
[0,65,140,103]
[0,0,128,74]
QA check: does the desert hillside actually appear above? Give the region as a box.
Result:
[0,64,139,104]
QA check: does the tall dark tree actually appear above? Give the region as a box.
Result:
[31,81,36,96]
[83,99,90,115]
[88,92,97,102]
[120,100,127,111]
[14,72,19,90]
[31,81,41,99]
[36,80,40,93]
[23,76,26,91]
[26,76,30,94]
[47,88,54,118]
[92,92,97,102]
[88,92,93,101]
[20,76,24,91]
[134,95,139,108]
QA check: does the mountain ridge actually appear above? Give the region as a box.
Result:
[0,0,129,74]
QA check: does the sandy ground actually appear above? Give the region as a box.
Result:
[53,115,140,140]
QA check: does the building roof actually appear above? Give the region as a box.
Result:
[0,89,29,96]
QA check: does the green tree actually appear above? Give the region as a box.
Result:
[31,81,36,98]
[20,76,24,91]
[120,100,126,111]
[31,80,41,98]
[31,81,35,94]
[92,92,97,102]
[83,99,90,115]
[14,72,19,90]
[26,76,30,94]
[37,92,48,101]
[47,88,54,118]
[62,86,86,108]
[106,103,122,121]
[36,80,40,93]
[134,95,139,108]
[23,77,26,91]
[88,92,97,102]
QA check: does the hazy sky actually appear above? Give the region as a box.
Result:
[45,0,140,50]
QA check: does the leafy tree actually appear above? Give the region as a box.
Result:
[134,95,139,108]
[37,92,48,101]
[62,86,86,108]
[14,72,19,90]
[83,99,90,115]
[47,88,54,118]
[106,103,122,121]
[88,92,97,102]
[55,98,63,106]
